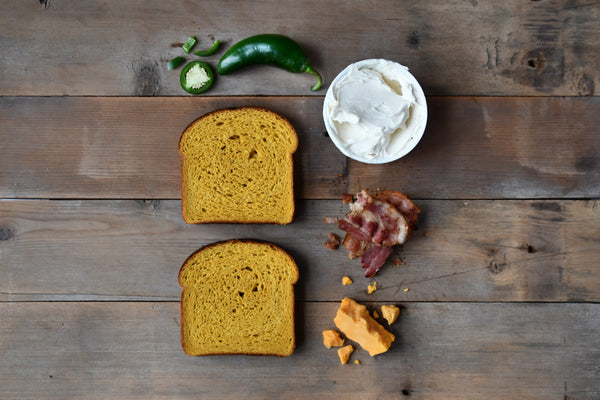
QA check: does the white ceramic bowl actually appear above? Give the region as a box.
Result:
[323,59,427,164]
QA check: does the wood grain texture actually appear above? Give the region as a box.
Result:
[1,1,598,96]
[1,199,598,302]
[2,1,600,398]
[1,96,598,199]
[1,301,598,400]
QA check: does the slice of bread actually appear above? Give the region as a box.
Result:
[178,239,299,356]
[179,107,298,224]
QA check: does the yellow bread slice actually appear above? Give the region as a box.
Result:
[333,297,395,356]
[178,240,299,356]
[178,107,298,224]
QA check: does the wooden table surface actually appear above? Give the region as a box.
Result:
[1,1,599,399]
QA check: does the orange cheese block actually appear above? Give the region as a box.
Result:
[381,305,400,325]
[322,329,344,348]
[337,344,354,364]
[333,297,395,356]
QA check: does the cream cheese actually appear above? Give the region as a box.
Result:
[323,59,427,163]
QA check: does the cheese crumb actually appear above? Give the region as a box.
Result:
[372,310,380,319]
[354,359,361,365]
[404,288,409,292]
[322,329,344,348]
[342,276,353,285]
[381,305,400,325]
[337,344,354,364]
[185,64,210,89]
[367,281,378,294]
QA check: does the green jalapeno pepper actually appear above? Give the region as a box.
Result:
[182,36,197,54]
[167,56,186,70]
[194,39,221,57]
[180,60,214,94]
[217,34,322,91]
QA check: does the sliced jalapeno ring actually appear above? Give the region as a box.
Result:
[180,61,214,94]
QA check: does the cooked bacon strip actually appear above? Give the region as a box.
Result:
[346,211,379,235]
[338,219,372,242]
[375,191,420,229]
[348,190,410,246]
[342,233,373,257]
[351,190,372,211]
[335,189,419,277]
[361,246,393,277]
[365,199,410,246]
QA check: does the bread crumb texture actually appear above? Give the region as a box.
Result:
[179,107,298,224]
[178,240,299,356]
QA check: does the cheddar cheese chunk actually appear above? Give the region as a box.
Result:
[337,344,354,364]
[381,305,400,325]
[367,283,378,294]
[322,329,344,348]
[333,297,395,356]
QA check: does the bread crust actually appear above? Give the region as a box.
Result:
[178,239,299,357]
[178,107,297,225]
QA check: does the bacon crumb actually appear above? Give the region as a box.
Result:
[342,193,353,204]
[324,216,339,224]
[392,258,405,266]
[324,233,340,250]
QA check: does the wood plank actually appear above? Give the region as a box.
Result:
[1,301,598,399]
[1,1,598,96]
[1,96,598,199]
[1,199,598,302]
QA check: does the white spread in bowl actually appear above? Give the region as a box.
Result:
[323,59,427,164]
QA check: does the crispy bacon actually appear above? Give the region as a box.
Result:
[361,246,393,278]
[324,216,339,224]
[338,219,372,242]
[324,233,340,250]
[342,233,373,257]
[346,190,410,246]
[392,257,405,266]
[336,189,419,277]
[366,198,410,245]
[375,191,420,230]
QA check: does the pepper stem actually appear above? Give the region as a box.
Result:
[305,66,323,91]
